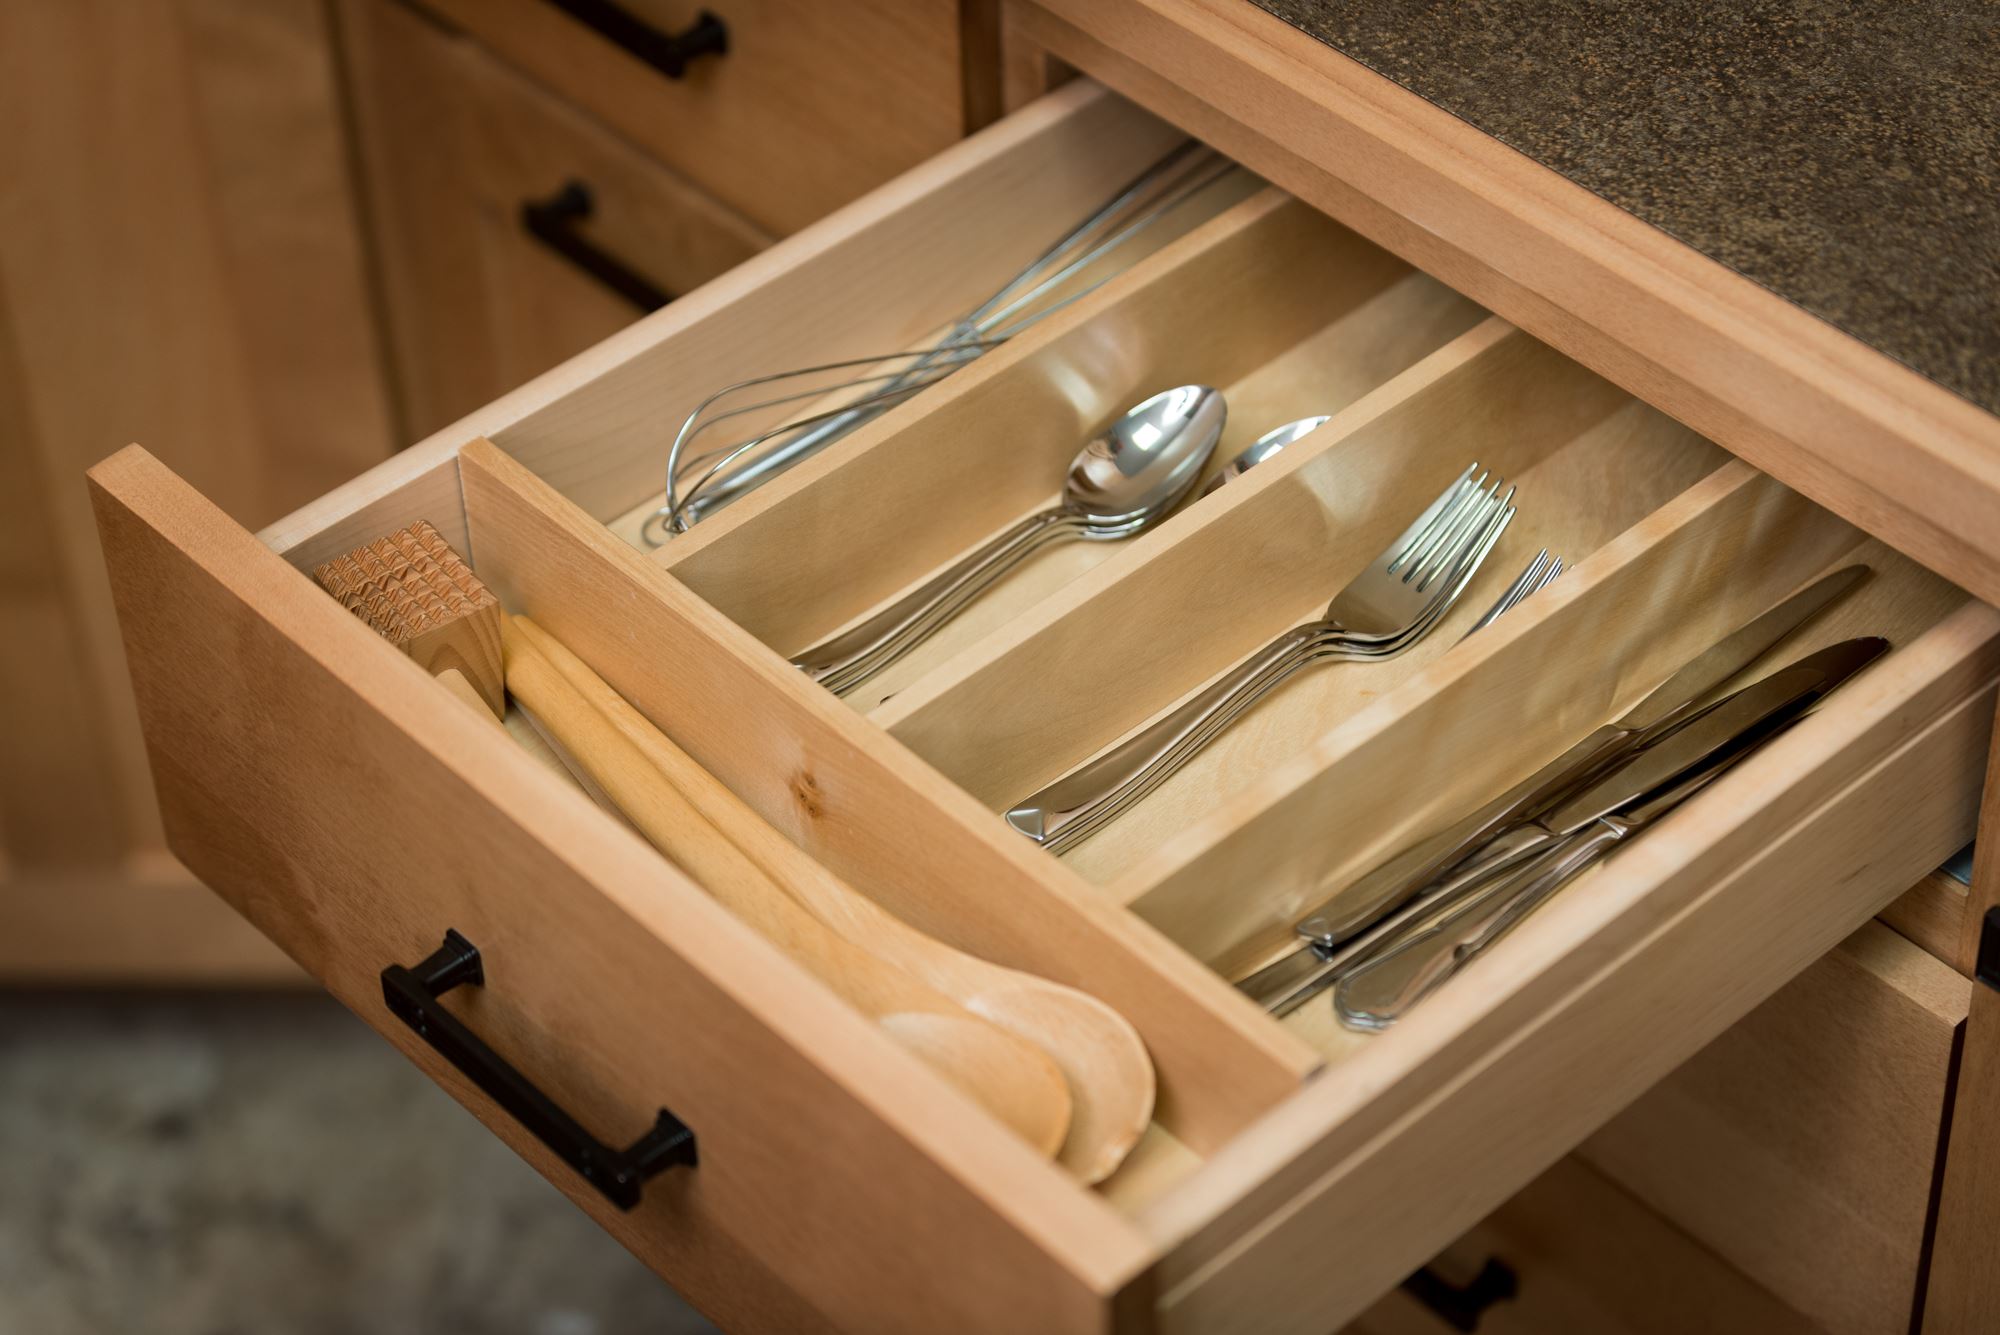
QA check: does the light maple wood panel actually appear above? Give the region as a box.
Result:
[1924,931,2000,1334]
[1581,920,1967,1335]
[1015,0,2000,613]
[91,445,1154,1335]
[1922,701,2000,1334]
[412,0,968,234]
[337,0,774,440]
[0,855,303,987]
[0,0,388,980]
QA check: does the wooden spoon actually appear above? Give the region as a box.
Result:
[512,616,1155,1183]
[502,622,1072,1158]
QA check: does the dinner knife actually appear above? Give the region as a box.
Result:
[1239,624,1883,1017]
[1331,761,1736,1030]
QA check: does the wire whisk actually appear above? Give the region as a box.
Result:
[643,140,1246,543]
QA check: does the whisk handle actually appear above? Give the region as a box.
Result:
[794,508,1075,695]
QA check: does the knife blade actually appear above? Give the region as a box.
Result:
[1241,631,1886,1016]
[1452,635,1889,877]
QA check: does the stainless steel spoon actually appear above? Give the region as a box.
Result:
[794,385,1227,695]
[1200,415,1330,496]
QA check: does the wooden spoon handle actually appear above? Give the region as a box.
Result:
[503,624,903,1004]
[509,617,884,932]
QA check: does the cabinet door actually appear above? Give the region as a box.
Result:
[0,0,391,980]
[338,0,775,440]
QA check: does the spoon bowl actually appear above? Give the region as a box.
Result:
[1067,385,1228,526]
[796,386,1226,694]
[1201,414,1331,496]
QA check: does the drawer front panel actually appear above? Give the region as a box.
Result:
[408,0,967,234]
[341,0,773,436]
[1581,919,1970,1335]
[88,449,1148,1335]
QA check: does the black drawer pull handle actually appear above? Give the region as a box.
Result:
[544,1,728,79]
[520,181,673,313]
[1401,1258,1518,1331]
[382,929,696,1210]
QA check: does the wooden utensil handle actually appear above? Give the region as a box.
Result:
[500,621,936,1017]
[508,617,865,924]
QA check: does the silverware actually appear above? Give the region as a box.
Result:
[1328,634,1888,1028]
[1006,465,1516,854]
[1458,549,1561,642]
[1332,764,1728,1029]
[793,386,1226,696]
[1200,416,1330,496]
[1236,563,1870,1015]
[647,141,1243,538]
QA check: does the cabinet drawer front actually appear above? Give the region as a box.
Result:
[89,447,1149,1335]
[1581,919,1970,1335]
[342,0,774,435]
[407,0,968,234]
[94,76,1999,1335]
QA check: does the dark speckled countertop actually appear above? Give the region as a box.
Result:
[1252,0,1999,415]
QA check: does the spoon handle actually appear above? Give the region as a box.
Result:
[794,506,1077,695]
[1006,621,1320,851]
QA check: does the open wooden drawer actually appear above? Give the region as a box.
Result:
[89,82,2000,1335]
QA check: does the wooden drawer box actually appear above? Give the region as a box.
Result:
[89,83,1999,1335]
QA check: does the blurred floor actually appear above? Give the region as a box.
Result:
[0,993,714,1335]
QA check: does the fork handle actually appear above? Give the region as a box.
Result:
[1007,621,1320,849]
[1334,824,1619,1029]
[795,507,1076,694]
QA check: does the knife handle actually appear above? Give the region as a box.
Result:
[1246,823,1555,1016]
[1291,726,1629,949]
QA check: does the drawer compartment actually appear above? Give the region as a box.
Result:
[93,81,2000,1335]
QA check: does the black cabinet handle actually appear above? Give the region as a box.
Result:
[520,181,672,313]
[382,929,696,1210]
[1401,1258,1518,1331]
[544,1,728,79]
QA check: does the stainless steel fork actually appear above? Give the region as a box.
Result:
[1457,549,1561,643]
[1006,467,1517,854]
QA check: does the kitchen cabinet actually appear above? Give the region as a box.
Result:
[0,0,394,982]
[71,0,2000,1331]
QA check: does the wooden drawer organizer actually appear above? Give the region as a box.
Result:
[91,84,2000,1335]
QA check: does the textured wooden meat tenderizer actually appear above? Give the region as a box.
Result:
[314,520,507,720]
